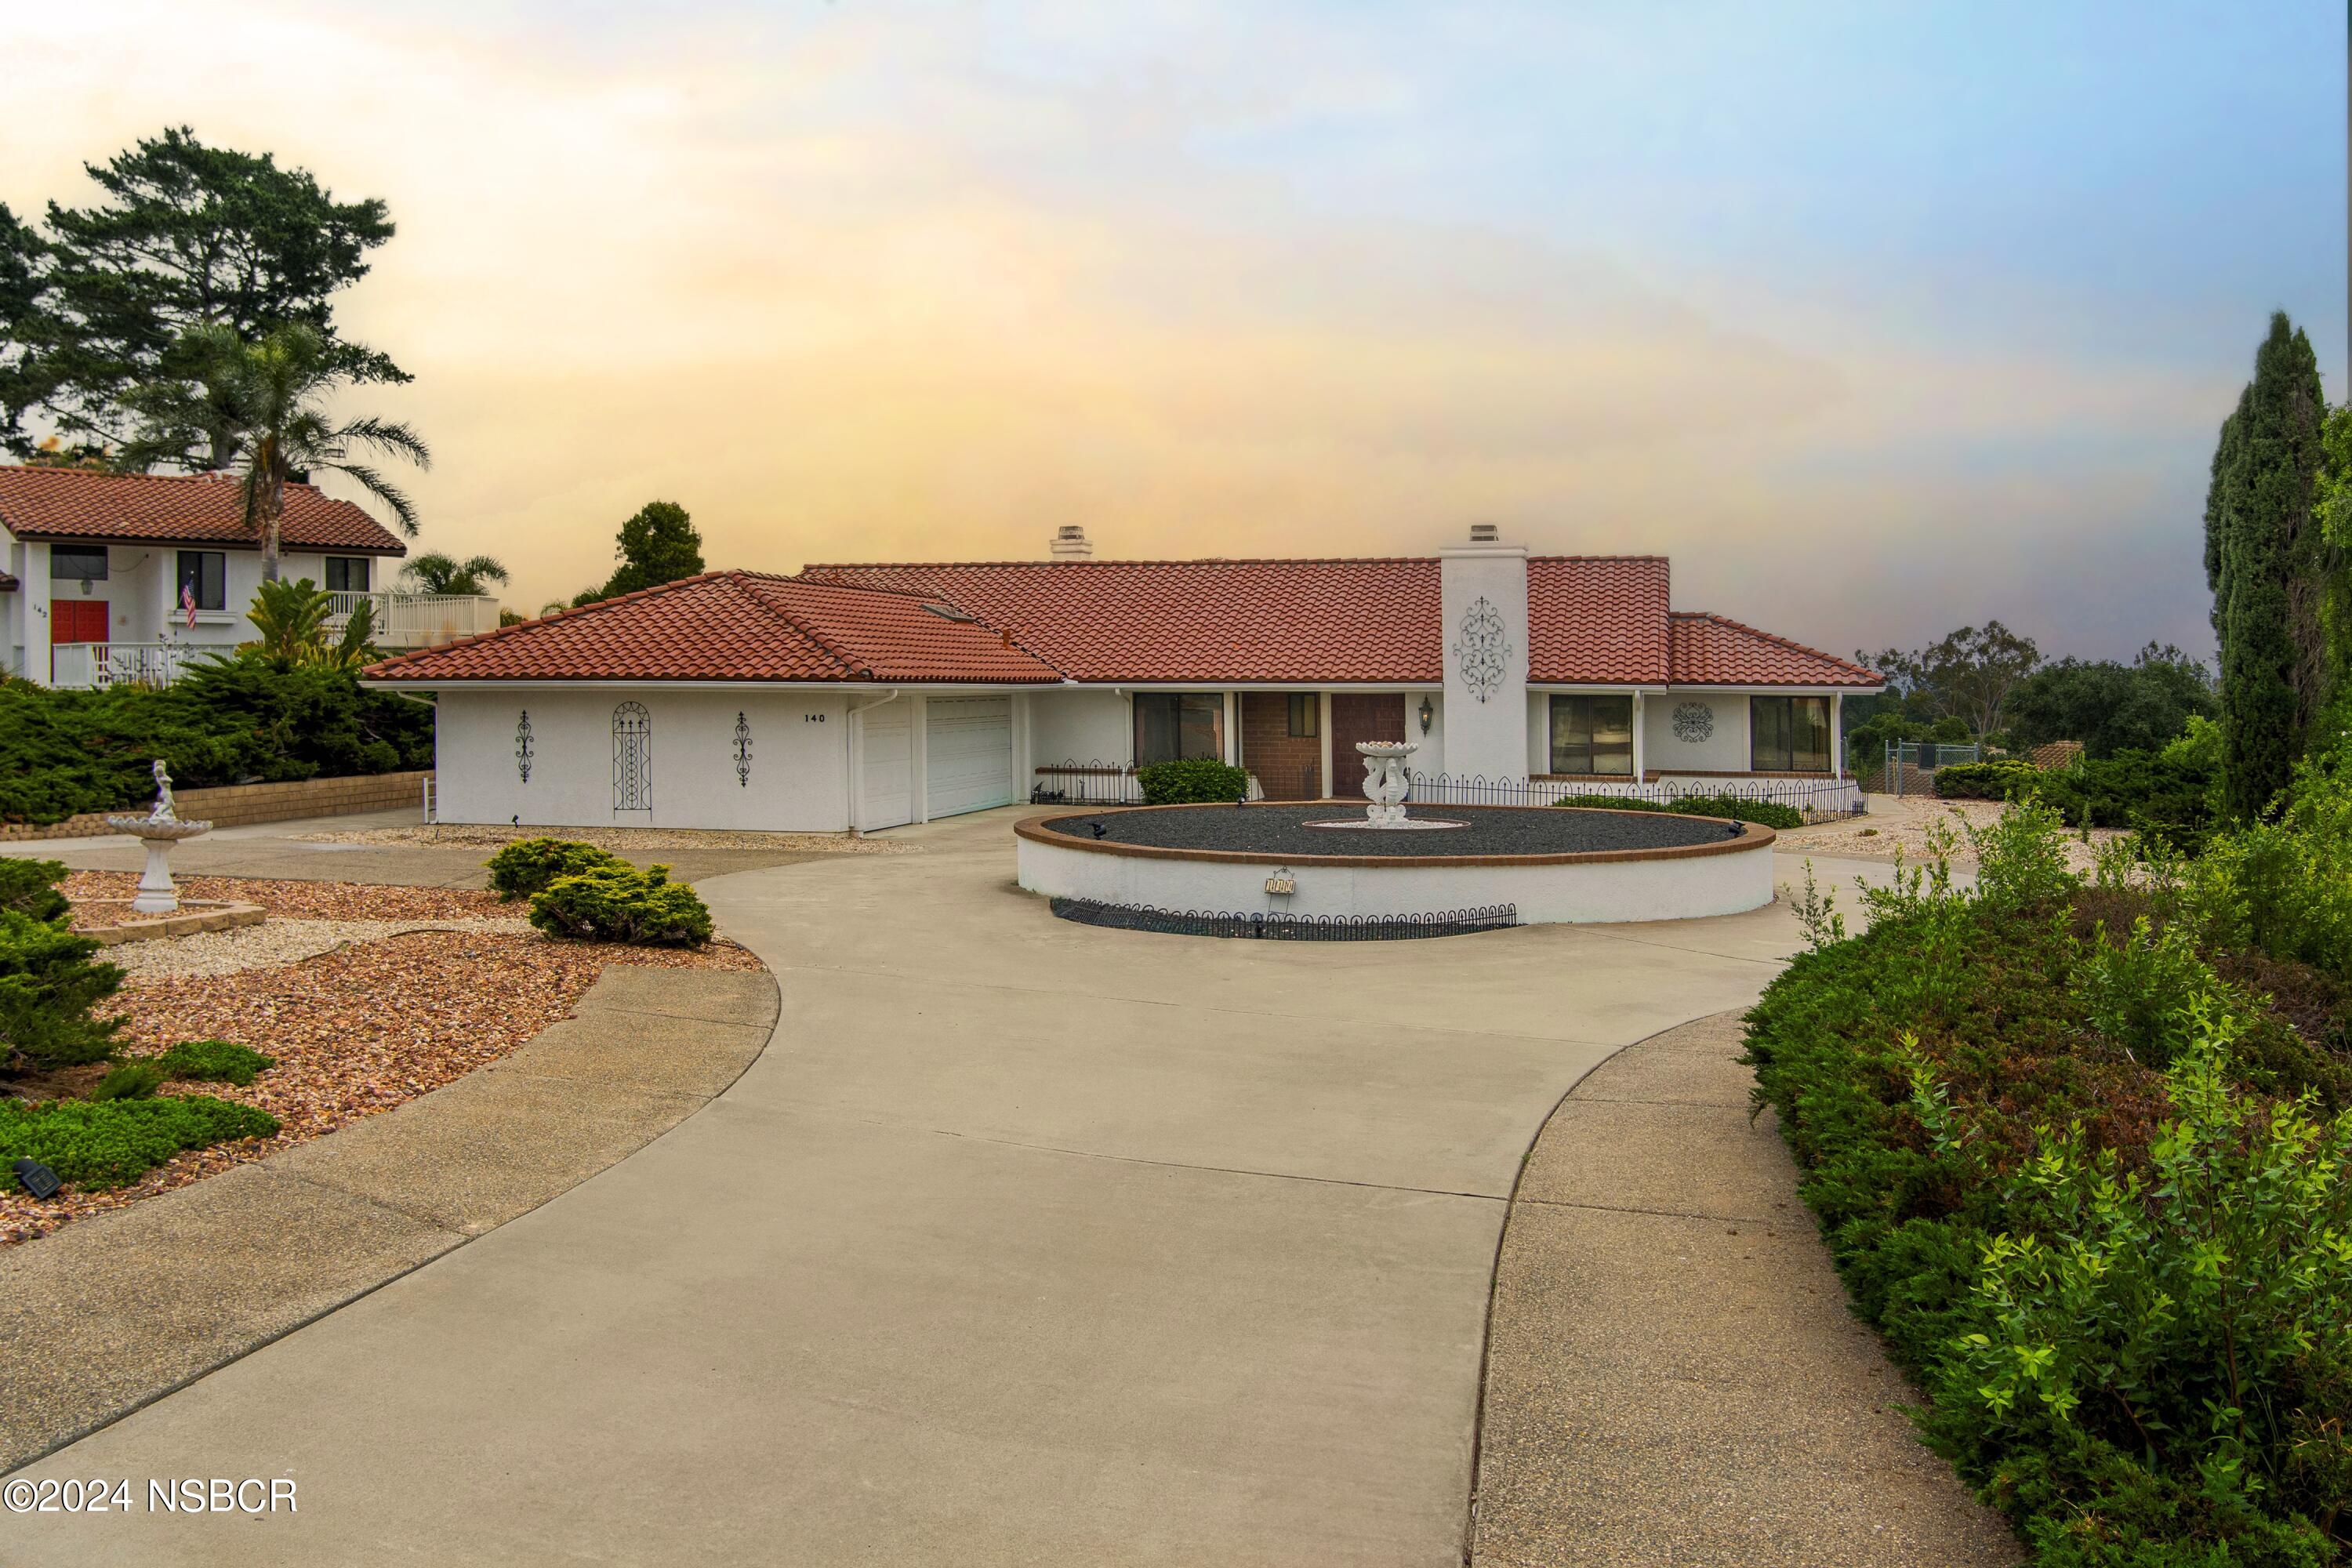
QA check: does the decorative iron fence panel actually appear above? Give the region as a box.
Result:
[1403,771,1866,822]
[612,701,653,811]
[1030,760,1147,806]
[1050,898,1519,941]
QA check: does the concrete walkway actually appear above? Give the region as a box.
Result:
[5,810,1918,1565]
[1470,1012,2017,1566]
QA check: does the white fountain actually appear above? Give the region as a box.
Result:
[106,760,212,915]
[1307,739,1466,831]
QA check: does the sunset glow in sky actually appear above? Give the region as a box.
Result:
[5,1,2343,657]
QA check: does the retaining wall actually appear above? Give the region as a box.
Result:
[0,770,432,842]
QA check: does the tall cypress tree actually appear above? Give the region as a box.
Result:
[2205,312,2326,819]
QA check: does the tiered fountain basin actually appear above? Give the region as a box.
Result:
[1014,802,1777,927]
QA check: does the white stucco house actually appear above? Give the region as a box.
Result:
[365,524,1882,833]
[0,465,499,687]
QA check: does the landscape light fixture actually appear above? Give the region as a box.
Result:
[1418,696,1434,735]
[13,1159,62,1200]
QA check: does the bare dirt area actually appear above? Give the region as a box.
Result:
[3,877,765,1249]
[289,822,911,855]
[1788,797,2126,874]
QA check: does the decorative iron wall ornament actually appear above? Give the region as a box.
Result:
[612,702,652,811]
[1670,702,1715,744]
[733,711,753,788]
[514,710,535,783]
[1452,595,1512,703]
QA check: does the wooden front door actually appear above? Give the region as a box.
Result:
[53,599,108,644]
[1327,693,1406,800]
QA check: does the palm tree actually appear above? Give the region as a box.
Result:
[122,324,430,581]
[400,550,510,597]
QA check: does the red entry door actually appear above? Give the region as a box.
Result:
[53,599,109,644]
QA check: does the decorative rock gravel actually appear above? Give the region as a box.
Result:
[1044,803,1740,858]
[107,916,536,982]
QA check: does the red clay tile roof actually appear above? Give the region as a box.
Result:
[799,557,1446,682]
[1526,557,1671,684]
[1668,612,1880,688]
[0,465,406,554]
[364,571,1065,684]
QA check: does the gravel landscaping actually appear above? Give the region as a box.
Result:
[1789,797,2126,873]
[2,875,764,1250]
[1043,802,1740,858]
[291,822,911,855]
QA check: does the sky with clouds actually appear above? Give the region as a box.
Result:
[5,0,2343,659]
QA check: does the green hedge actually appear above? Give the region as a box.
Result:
[1745,803,2352,1563]
[0,655,434,826]
[1933,760,2043,800]
[1135,758,1253,804]
[0,884,125,1071]
[1552,793,1805,829]
[1937,749,2220,852]
[0,1094,280,1190]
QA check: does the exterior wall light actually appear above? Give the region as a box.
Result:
[1418,696,1434,735]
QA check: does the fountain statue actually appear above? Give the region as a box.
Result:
[106,760,213,915]
[1303,739,1465,832]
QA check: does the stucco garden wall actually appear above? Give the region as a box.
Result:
[435,688,852,831]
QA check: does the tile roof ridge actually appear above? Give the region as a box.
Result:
[800,555,1445,569]
[0,463,336,498]
[1675,609,1881,681]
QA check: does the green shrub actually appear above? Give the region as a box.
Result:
[0,904,124,1071]
[2188,735,2352,982]
[528,863,712,946]
[1746,800,2352,1562]
[486,838,624,901]
[0,656,432,826]
[1917,1007,2352,1564]
[0,857,71,923]
[0,1094,278,1190]
[1934,760,2042,800]
[91,1062,165,1100]
[154,1039,276,1087]
[1136,758,1253,804]
[1551,793,1804,829]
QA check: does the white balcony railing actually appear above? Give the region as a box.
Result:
[324,590,502,648]
[51,641,197,691]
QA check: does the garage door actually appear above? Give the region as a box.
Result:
[861,702,913,829]
[925,697,1014,818]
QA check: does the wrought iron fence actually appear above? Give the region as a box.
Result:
[1403,771,1867,822]
[1029,760,1147,806]
[1050,898,1519,941]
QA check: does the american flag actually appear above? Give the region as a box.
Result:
[180,580,198,630]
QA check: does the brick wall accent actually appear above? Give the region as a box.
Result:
[1240,693,1323,800]
[0,771,433,841]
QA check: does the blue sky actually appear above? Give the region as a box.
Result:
[7,0,2344,658]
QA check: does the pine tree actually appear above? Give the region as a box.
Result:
[2205,312,2326,819]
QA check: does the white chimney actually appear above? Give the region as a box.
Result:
[1050,524,1093,560]
[1468,521,1501,544]
[1439,522,1530,782]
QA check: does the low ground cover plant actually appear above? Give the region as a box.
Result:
[1747,786,2352,1563]
[153,1039,276,1087]
[1550,793,1804,829]
[1936,742,2220,851]
[1136,759,1253,804]
[0,1094,279,1190]
[90,1062,166,1100]
[528,862,712,947]
[487,837,625,900]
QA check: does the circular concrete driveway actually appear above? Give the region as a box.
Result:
[5,808,1832,1566]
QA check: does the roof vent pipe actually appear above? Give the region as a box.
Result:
[1050,524,1093,560]
[1468,521,1501,545]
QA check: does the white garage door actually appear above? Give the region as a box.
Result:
[925,697,1014,818]
[861,701,913,829]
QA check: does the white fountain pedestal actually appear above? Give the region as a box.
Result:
[1303,739,1467,831]
[104,817,212,915]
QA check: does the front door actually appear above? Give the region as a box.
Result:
[1327,693,1406,799]
[53,599,108,645]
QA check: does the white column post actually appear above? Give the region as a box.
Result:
[1632,690,1646,782]
[1224,690,1240,766]
[910,693,930,823]
[1318,691,1334,799]
[24,542,52,687]
[1831,691,1844,780]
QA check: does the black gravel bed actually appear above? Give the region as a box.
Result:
[1039,804,1740,858]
